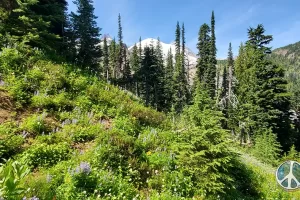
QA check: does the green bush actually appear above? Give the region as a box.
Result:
[0,160,30,199]
[148,170,194,197]
[23,142,70,168]
[252,129,281,166]
[93,130,146,171]
[55,165,138,199]
[20,113,50,136]
[71,124,103,143]
[112,116,139,136]
[0,48,26,74]
[5,75,34,107]
[0,123,24,161]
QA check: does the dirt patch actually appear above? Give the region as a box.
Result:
[273,49,288,56]
[0,89,14,123]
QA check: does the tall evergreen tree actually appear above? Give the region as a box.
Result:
[70,0,101,72]
[196,23,211,88]
[103,36,110,82]
[130,44,140,96]
[227,42,234,97]
[181,23,190,103]
[117,13,123,79]
[235,24,293,150]
[30,0,68,52]
[122,47,131,90]
[208,11,217,98]
[165,48,175,111]
[155,38,166,110]
[173,22,188,113]
[109,38,117,80]
[175,22,181,57]
[0,0,59,51]
[139,44,164,110]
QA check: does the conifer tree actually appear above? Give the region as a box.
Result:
[140,45,164,110]
[175,22,181,58]
[196,23,211,88]
[109,38,118,80]
[173,22,187,113]
[165,48,175,111]
[70,0,101,72]
[103,36,110,82]
[138,36,142,60]
[226,43,237,130]
[208,11,217,98]
[140,46,156,106]
[235,24,293,150]
[30,0,68,52]
[221,66,228,102]
[227,42,234,97]
[117,13,123,79]
[130,44,140,96]
[181,23,190,103]
[122,47,131,90]
[0,0,59,51]
[155,38,166,110]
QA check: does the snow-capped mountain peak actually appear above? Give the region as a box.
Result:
[128,38,198,66]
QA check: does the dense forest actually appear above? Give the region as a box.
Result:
[1,0,300,199]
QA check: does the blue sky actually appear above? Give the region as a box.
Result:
[67,0,300,59]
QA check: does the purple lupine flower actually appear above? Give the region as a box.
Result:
[72,118,78,124]
[46,174,52,183]
[0,80,5,86]
[75,162,91,175]
[30,197,39,200]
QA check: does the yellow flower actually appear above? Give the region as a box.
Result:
[146,151,152,156]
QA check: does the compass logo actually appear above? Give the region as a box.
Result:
[276,161,300,190]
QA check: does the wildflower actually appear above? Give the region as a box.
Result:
[22,130,28,138]
[46,174,52,183]
[75,162,91,175]
[30,197,39,200]
[34,90,40,96]
[146,151,152,156]
[0,80,5,86]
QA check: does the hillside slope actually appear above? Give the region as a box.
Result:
[270,41,300,110]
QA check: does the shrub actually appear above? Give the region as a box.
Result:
[23,142,70,168]
[0,123,24,161]
[20,113,50,136]
[252,129,281,166]
[112,116,139,136]
[0,48,26,74]
[0,160,30,199]
[93,169,138,199]
[5,75,34,107]
[71,124,103,143]
[32,92,73,111]
[93,130,145,171]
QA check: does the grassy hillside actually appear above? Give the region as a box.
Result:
[0,46,300,199]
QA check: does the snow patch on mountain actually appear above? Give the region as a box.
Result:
[128,38,198,67]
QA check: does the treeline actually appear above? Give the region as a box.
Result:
[218,25,300,154]
[1,0,299,154]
